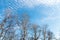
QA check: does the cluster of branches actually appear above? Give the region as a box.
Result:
[0,8,56,40]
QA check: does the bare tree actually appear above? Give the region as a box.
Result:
[42,25,48,40]
[31,24,41,40]
[20,13,29,40]
[0,7,56,40]
[0,8,12,40]
[47,30,53,40]
[0,8,17,40]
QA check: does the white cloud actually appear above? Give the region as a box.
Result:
[37,0,60,5]
[41,16,60,23]
[15,0,60,38]
[40,5,60,39]
[15,0,60,8]
[40,14,60,39]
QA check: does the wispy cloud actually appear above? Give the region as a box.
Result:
[15,0,60,8]
[39,4,60,38]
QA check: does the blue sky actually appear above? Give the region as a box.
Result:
[0,0,60,39]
